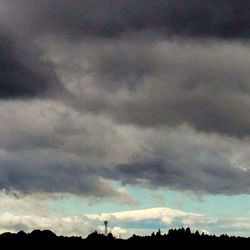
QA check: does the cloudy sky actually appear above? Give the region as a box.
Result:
[1,0,250,238]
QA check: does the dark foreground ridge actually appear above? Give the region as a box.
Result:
[0,228,249,247]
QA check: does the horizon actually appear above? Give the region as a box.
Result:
[0,206,213,238]
[0,0,250,239]
[0,223,243,238]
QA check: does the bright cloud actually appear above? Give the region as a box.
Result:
[0,206,249,238]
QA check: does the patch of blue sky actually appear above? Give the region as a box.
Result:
[48,182,250,218]
[125,185,250,217]
[121,219,166,230]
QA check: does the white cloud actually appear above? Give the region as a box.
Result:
[0,192,52,215]
[0,206,249,238]
[0,212,94,236]
[87,207,202,223]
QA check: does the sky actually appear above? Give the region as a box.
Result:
[1,0,250,238]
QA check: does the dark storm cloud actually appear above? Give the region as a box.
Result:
[1,0,250,96]
[6,0,250,39]
[114,159,250,195]
[1,0,250,98]
[0,155,130,200]
[0,160,100,195]
[1,0,250,198]
[0,32,64,99]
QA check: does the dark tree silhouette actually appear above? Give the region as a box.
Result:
[0,227,247,247]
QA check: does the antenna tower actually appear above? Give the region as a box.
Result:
[104,221,108,236]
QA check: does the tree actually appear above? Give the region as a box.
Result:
[107,232,114,240]
[186,227,191,235]
[156,229,161,237]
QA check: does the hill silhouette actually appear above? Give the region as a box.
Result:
[0,227,248,247]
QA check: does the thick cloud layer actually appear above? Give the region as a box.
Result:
[112,127,250,195]
[3,0,250,39]
[116,159,250,195]
[0,100,139,202]
[48,38,250,137]
[0,0,250,199]
[1,0,250,98]
[0,100,250,196]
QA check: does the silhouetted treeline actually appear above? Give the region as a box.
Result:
[0,227,248,247]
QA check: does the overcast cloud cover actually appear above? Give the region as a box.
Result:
[0,0,250,236]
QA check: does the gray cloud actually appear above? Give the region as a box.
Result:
[0,31,64,99]
[0,98,250,196]
[116,159,250,195]
[47,38,250,138]
[0,100,139,202]
[1,0,250,199]
[0,100,142,166]
[1,0,250,135]
[3,0,250,39]
[107,127,250,195]
[0,151,136,203]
